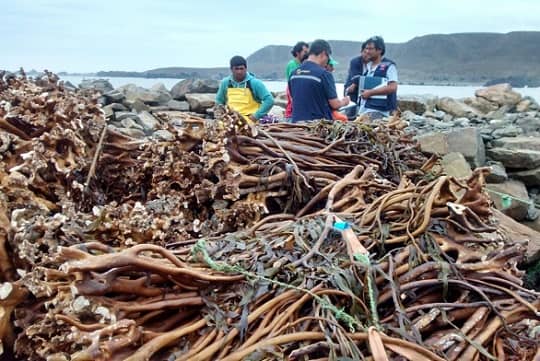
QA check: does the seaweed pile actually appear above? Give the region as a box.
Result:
[0,72,538,360]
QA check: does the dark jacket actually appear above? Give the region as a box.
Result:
[344,56,365,103]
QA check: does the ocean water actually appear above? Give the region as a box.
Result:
[59,75,540,102]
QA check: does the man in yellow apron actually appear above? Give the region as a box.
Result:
[216,56,274,124]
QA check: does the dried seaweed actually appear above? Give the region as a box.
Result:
[0,72,538,361]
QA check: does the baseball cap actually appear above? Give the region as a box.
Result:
[327,57,339,66]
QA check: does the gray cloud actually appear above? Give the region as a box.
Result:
[2,0,539,72]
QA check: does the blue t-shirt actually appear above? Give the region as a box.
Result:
[288,61,338,122]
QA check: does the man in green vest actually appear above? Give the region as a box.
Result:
[216,56,274,124]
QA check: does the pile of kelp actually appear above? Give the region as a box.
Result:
[0,71,538,360]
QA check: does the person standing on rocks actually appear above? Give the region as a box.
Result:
[288,39,350,122]
[284,41,309,120]
[357,36,398,120]
[344,41,369,108]
[216,55,274,124]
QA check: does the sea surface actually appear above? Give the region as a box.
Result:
[59,75,540,102]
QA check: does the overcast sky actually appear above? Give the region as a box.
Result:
[3,0,540,73]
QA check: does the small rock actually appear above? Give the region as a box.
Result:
[485,105,511,120]
[503,113,519,122]
[441,152,472,178]
[115,111,140,122]
[153,129,175,141]
[151,83,169,93]
[485,161,507,183]
[268,105,285,117]
[138,111,161,132]
[120,117,144,130]
[433,110,446,120]
[167,99,190,111]
[491,126,523,138]
[115,127,146,138]
[453,117,470,127]
[125,99,150,113]
[104,89,125,103]
[273,91,287,108]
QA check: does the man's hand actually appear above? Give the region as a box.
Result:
[360,89,372,99]
[248,114,258,123]
[345,83,357,94]
[341,96,350,107]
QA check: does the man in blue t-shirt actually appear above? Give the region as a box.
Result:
[288,39,350,122]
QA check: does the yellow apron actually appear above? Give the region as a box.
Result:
[227,85,260,124]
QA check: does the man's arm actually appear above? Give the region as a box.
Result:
[322,71,350,110]
[215,79,228,105]
[251,80,274,120]
[361,81,397,99]
[329,96,350,110]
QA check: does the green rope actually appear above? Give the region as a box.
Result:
[353,253,381,330]
[485,188,535,209]
[191,239,363,332]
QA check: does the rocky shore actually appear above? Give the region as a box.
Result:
[42,74,540,262]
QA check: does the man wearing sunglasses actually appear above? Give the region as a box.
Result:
[215,55,274,124]
[288,39,350,122]
[358,36,398,120]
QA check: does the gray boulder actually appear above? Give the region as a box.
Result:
[171,79,220,100]
[185,93,216,113]
[268,105,285,117]
[485,105,512,120]
[79,79,114,93]
[151,83,169,93]
[487,136,540,169]
[102,103,127,118]
[487,180,531,221]
[103,89,125,103]
[153,129,175,141]
[515,117,540,133]
[273,91,287,108]
[167,99,190,111]
[119,84,172,105]
[137,111,161,132]
[116,127,146,139]
[417,127,485,168]
[475,83,522,107]
[398,94,438,115]
[491,126,523,138]
[437,97,479,118]
[516,99,532,112]
[509,167,540,187]
[463,96,499,114]
[441,152,472,178]
[115,111,140,122]
[120,117,144,130]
